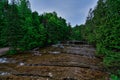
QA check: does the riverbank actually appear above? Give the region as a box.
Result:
[0,44,109,80]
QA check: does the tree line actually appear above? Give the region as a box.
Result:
[74,0,120,79]
[0,0,119,79]
[0,0,72,53]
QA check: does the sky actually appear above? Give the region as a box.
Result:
[29,0,98,26]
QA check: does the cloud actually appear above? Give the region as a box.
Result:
[29,0,98,26]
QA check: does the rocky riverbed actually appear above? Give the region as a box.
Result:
[0,44,109,80]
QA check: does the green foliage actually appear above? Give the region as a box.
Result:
[71,25,83,41]
[0,0,8,47]
[81,0,120,77]
[7,49,17,55]
[0,0,119,78]
[111,74,120,80]
[0,0,72,53]
[39,12,71,45]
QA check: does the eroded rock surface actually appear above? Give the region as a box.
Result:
[0,44,109,80]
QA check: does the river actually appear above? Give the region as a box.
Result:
[0,43,109,80]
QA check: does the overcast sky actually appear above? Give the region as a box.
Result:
[29,0,98,26]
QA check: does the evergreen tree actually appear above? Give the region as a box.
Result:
[0,0,7,47]
[0,0,72,52]
[6,0,23,53]
[81,0,120,78]
[39,12,71,45]
[71,25,83,41]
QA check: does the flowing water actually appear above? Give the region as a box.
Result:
[0,43,109,80]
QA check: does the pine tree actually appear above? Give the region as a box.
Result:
[5,0,23,54]
[82,0,120,78]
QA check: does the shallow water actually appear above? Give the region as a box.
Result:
[0,72,10,76]
[0,44,109,80]
[0,58,16,63]
[0,58,8,63]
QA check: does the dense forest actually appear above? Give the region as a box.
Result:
[0,0,120,79]
[81,0,120,79]
[0,0,72,52]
